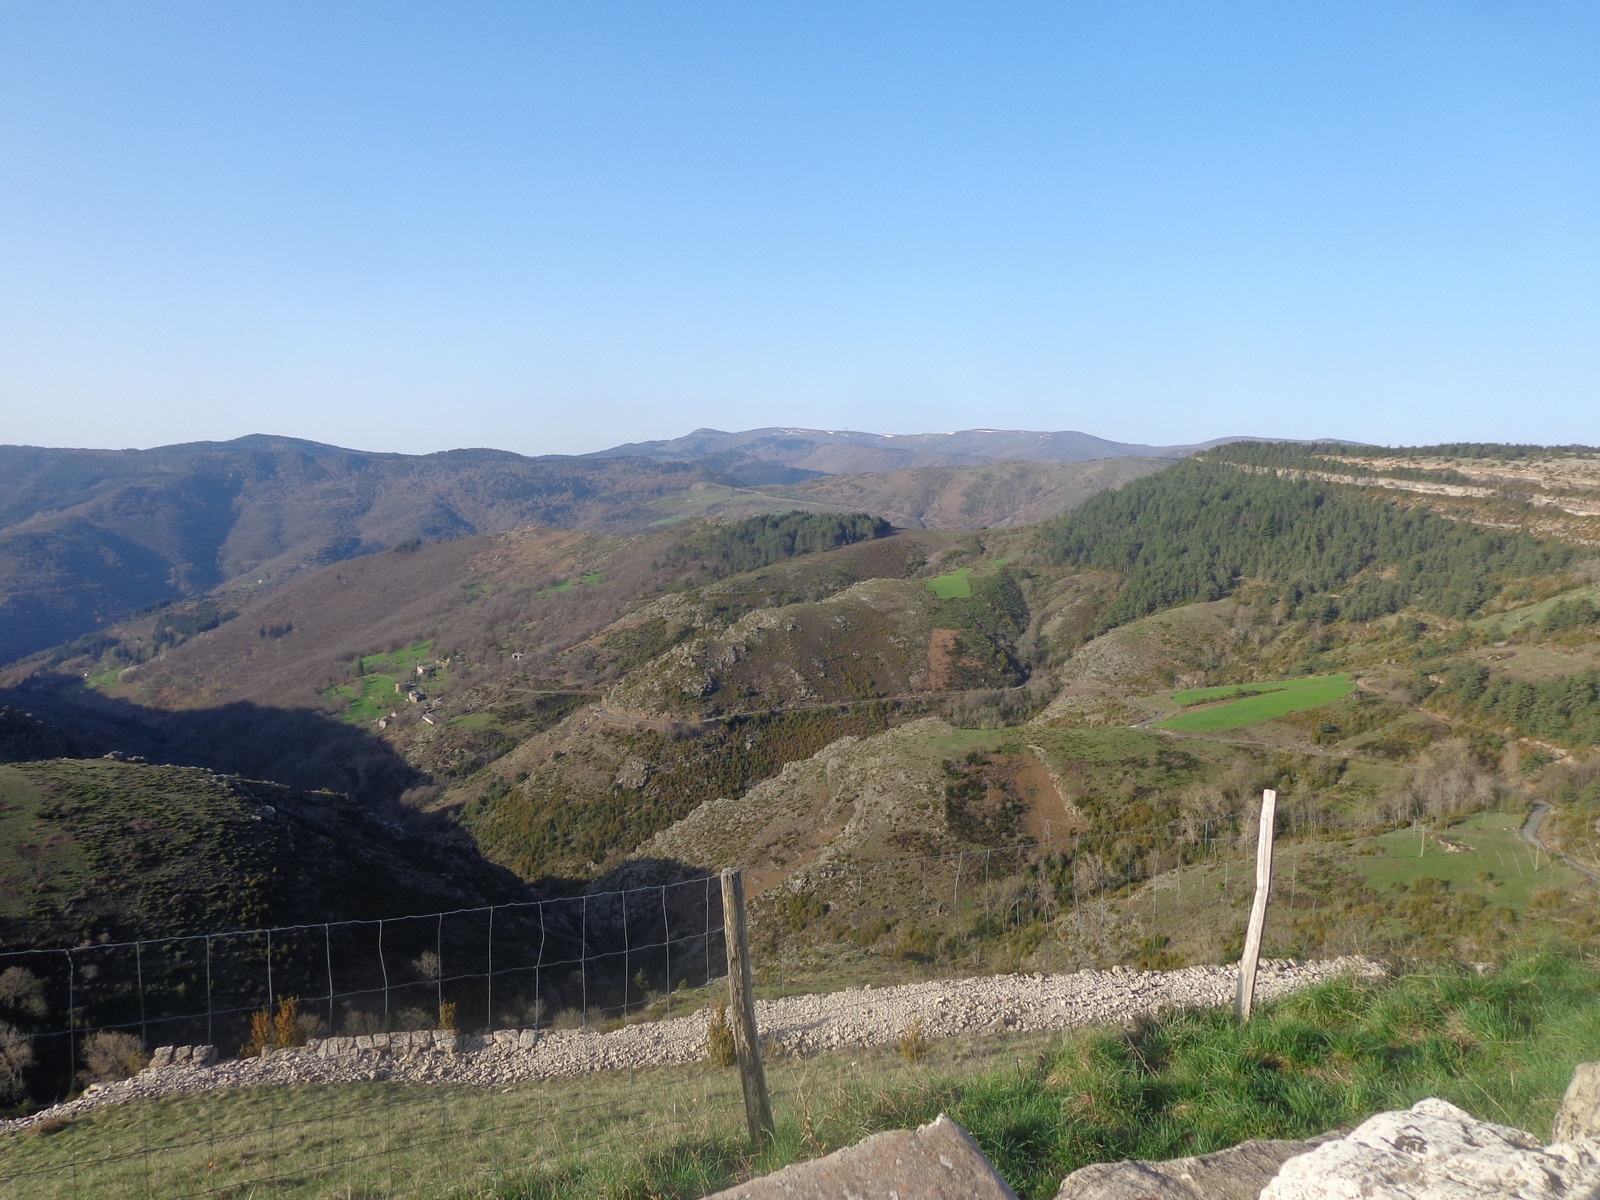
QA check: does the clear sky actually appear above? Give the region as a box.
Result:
[1,2,1595,456]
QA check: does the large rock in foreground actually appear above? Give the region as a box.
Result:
[1054,1138,1318,1199]
[1261,1097,1600,1199]
[704,1114,1018,1199]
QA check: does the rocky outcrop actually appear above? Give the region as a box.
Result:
[705,1114,1018,1199]
[715,1074,1600,1200]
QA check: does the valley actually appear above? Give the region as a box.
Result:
[5,434,1600,1169]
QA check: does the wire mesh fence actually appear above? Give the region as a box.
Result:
[0,805,1580,1197]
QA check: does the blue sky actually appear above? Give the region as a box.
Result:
[1,2,1595,455]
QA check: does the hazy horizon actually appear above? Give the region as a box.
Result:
[4,424,1383,459]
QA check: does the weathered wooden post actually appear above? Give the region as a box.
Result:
[1235,788,1278,1022]
[720,868,775,1146]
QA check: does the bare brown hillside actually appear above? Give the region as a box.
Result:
[770,457,1170,529]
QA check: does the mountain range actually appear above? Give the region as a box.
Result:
[0,427,1263,664]
[586,425,1253,479]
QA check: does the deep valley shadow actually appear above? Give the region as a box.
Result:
[1,673,422,808]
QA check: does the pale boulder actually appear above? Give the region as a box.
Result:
[1555,1062,1600,1144]
[1261,1097,1600,1200]
[1054,1138,1317,1199]
[704,1114,1017,1200]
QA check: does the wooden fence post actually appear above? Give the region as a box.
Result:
[720,868,775,1146]
[1235,789,1278,1022]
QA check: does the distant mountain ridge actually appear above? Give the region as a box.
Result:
[587,426,1258,477]
[0,436,720,663]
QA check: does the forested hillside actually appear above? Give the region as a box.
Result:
[1036,458,1573,633]
[661,511,892,577]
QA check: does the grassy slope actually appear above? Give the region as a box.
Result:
[1156,675,1354,732]
[926,567,973,598]
[1362,812,1577,908]
[0,759,532,946]
[6,959,1597,1199]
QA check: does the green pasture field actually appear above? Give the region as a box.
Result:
[359,641,433,674]
[1156,674,1353,732]
[1170,674,1346,707]
[926,567,973,599]
[1360,812,1576,910]
[538,572,603,598]
[447,711,500,730]
[325,642,438,723]
[926,558,1013,600]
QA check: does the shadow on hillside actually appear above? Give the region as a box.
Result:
[0,673,422,807]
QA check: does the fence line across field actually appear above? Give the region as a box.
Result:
[1,802,1578,1199]
[1,874,734,1065]
[0,807,1565,1058]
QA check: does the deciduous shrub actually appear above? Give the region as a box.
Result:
[79,1030,146,1084]
[897,1016,927,1064]
[707,999,736,1067]
[0,1021,33,1103]
[242,997,308,1056]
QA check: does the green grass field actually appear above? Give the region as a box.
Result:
[538,572,604,598]
[6,959,1598,1199]
[1157,674,1353,732]
[447,711,500,730]
[926,568,973,599]
[925,560,1010,599]
[1360,812,1576,910]
[324,641,438,723]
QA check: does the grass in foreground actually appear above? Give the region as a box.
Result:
[1157,674,1353,732]
[6,956,1599,1199]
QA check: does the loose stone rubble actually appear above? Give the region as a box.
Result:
[0,956,1382,1132]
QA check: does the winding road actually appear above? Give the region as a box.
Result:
[1520,802,1600,885]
